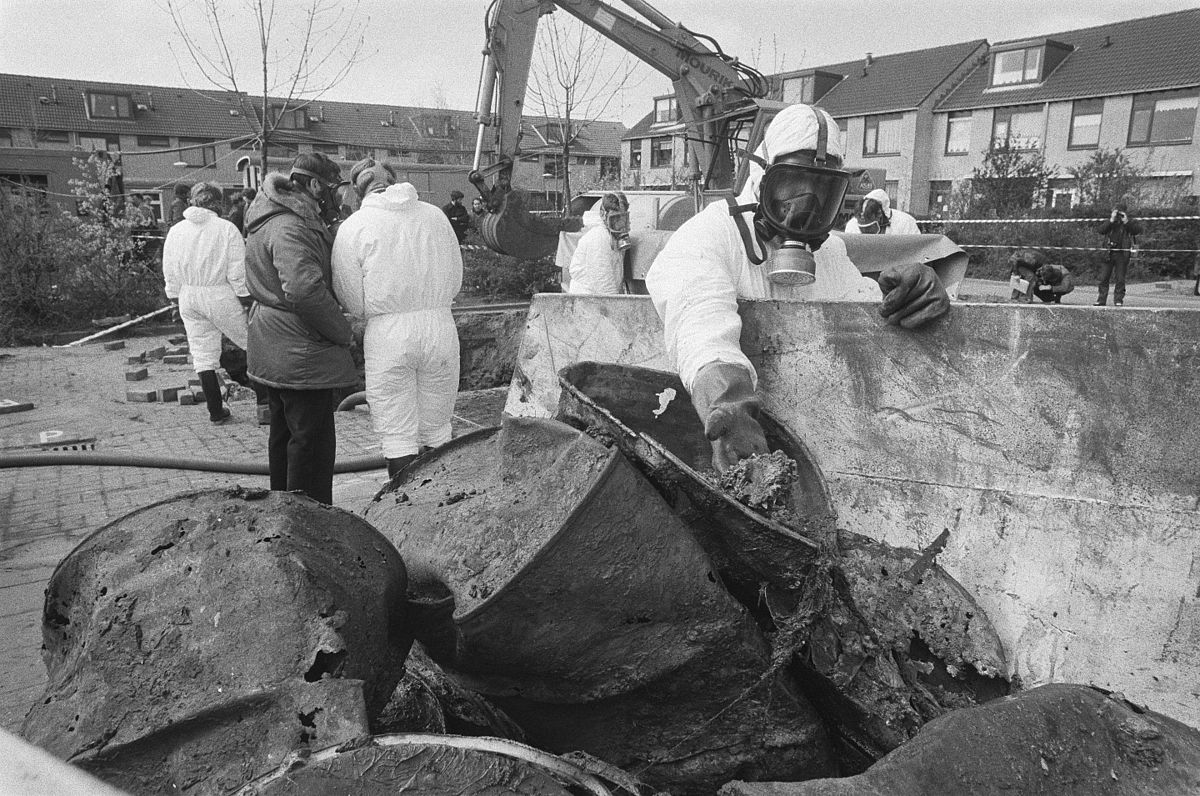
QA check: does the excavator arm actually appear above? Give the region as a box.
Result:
[471,0,772,259]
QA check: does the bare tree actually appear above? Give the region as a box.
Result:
[526,12,644,210]
[161,0,369,175]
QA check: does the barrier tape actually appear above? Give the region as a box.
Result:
[919,215,1200,224]
[957,244,1200,253]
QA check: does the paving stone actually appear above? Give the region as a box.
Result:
[156,387,182,402]
[165,346,189,356]
[126,389,157,403]
[162,354,190,365]
[126,354,145,365]
[0,399,35,415]
[178,393,197,406]
[103,341,126,351]
[145,346,167,360]
[125,368,149,382]
[167,334,188,345]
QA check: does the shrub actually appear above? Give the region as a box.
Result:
[0,154,165,345]
[461,246,560,301]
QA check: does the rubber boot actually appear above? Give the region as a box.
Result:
[387,454,417,480]
[198,370,230,423]
[252,382,270,425]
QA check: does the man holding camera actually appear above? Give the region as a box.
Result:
[1096,205,1142,307]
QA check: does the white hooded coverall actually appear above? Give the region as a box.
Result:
[646,104,882,393]
[161,206,249,372]
[567,212,624,295]
[332,182,464,459]
[843,188,921,235]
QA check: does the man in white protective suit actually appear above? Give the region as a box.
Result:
[332,159,463,479]
[843,187,921,235]
[646,103,950,473]
[162,181,251,424]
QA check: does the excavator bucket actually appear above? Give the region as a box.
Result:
[479,188,581,261]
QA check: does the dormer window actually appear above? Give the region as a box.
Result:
[991,48,1042,86]
[989,39,1072,88]
[540,122,576,144]
[653,97,679,124]
[87,91,133,119]
[272,106,308,130]
[416,114,453,139]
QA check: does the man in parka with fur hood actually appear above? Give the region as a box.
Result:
[244,152,357,505]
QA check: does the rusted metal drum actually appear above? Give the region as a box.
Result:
[23,487,412,794]
[364,417,834,793]
[480,188,581,260]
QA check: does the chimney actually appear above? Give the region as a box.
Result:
[862,53,873,77]
[50,84,58,103]
[865,52,873,67]
[147,92,156,110]
[1102,35,1112,48]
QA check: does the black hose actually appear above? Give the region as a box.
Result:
[337,390,368,412]
[0,451,386,474]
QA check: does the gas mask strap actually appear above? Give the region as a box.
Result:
[725,197,767,265]
[813,109,829,166]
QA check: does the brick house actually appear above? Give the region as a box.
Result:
[0,73,624,217]
[620,8,1200,218]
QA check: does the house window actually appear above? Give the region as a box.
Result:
[863,114,901,156]
[1128,88,1198,146]
[650,137,672,168]
[178,138,217,167]
[782,75,814,105]
[928,180,952,219]
[415,114,453,139]
[78,134,121,152]
[136,135,170,148]
[1,173,50,208]
[1068,99,1104,148]
[600,156,619,180]
[543,154,565,178]
[310,143,340,156]
[991,106,1043,149]
[884,180,899,208]
[87,91,133,119]
[0,128,13,147]
[343,146,367,161]
[629,144,642,170]
[836,121,847,156]
[990,47,1042,86]
[575,155,596,165]
[272,106,307,130]
[36,130,71,146]
[654,98,679,124]
[945,111,971,154]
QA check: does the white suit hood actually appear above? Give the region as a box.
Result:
[360,181,421,211]
[864,188,892,215]
[182,205,218,224]
[738,103,842,204]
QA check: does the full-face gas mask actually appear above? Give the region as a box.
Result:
[854,197,890,235]
[600,192,631,253]
[291,166,341,226]
[730,109,851,285]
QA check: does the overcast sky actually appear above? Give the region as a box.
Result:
[1,0,1195,126]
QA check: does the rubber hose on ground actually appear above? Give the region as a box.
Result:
[337,390,368,411]
[0,451,386,474]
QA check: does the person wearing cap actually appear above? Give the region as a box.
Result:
[442,189,470,244]
[646,103,950,473]
[843,188,921,235]
[333,158,463,479]
[162,181,250,424]
[243,152,356,505]
[567,191,630,295]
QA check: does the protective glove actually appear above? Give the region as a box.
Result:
[878,262,951,329]
[690,361,769,474]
